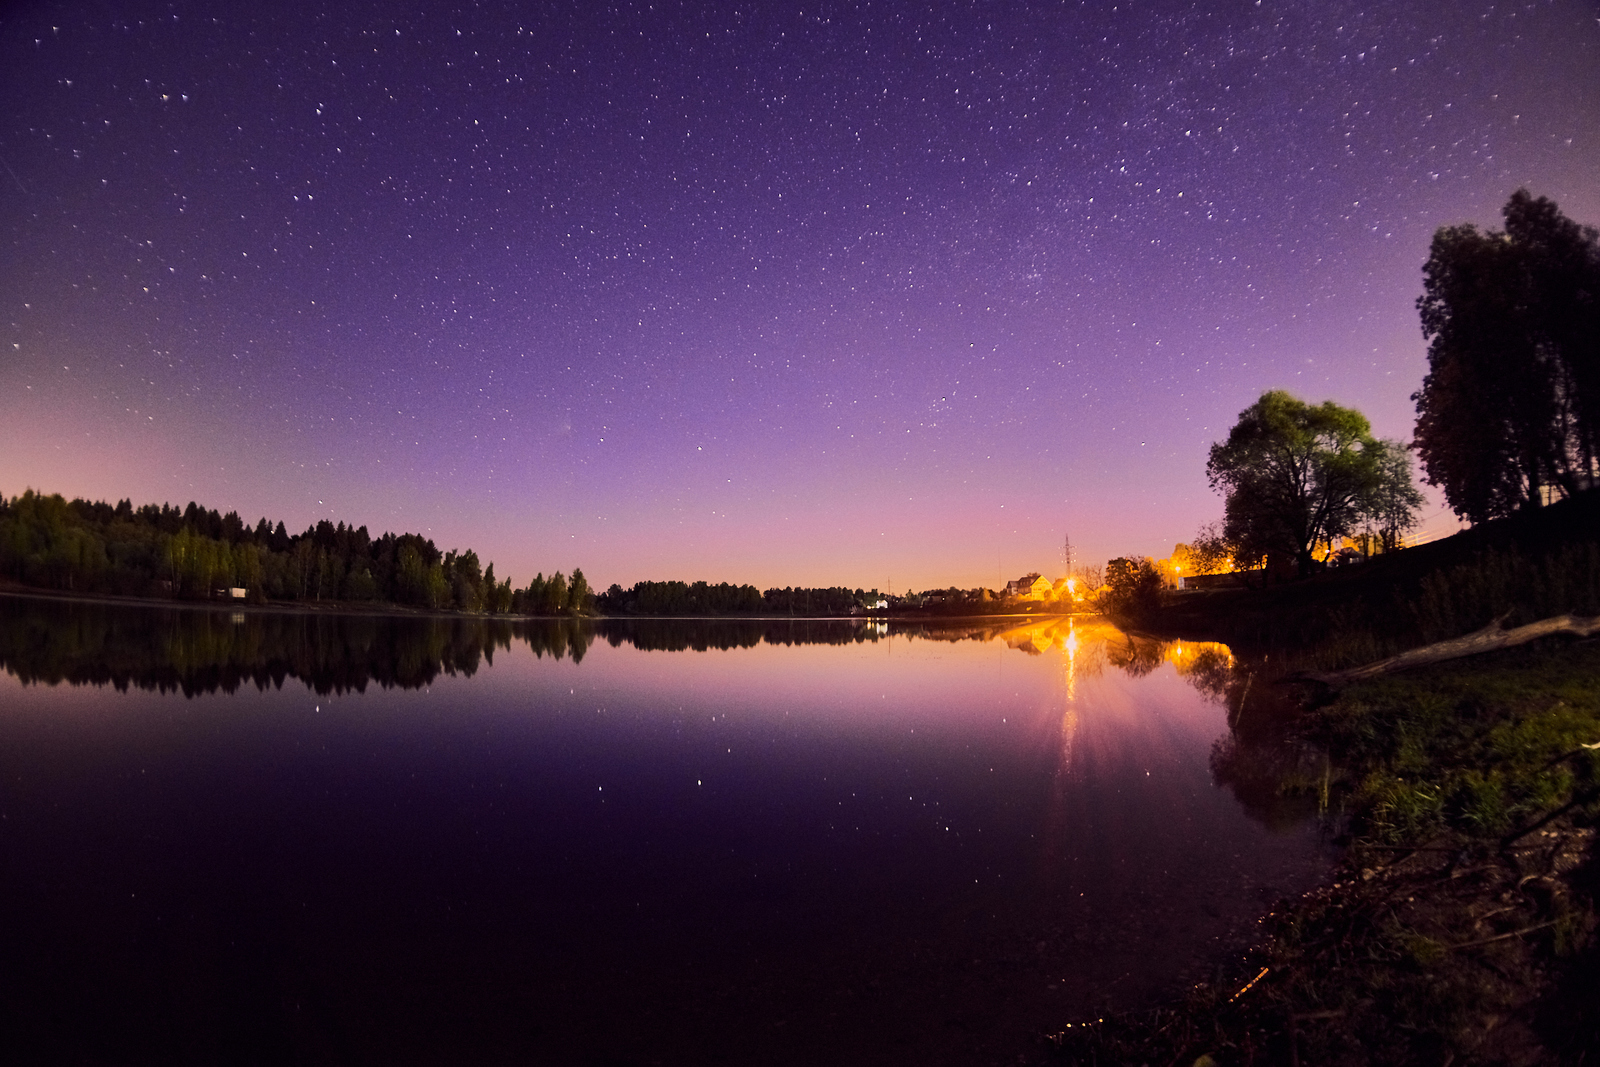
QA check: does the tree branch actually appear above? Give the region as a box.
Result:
[1298,613,1600,689]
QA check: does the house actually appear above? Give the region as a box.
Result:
[1004,573,1052,599]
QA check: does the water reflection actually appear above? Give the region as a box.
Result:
[993,616,1239,720]
[0,596,568,695]
[1,596,1316,844]
[4,597,1248,699]
[4,597,1310,828]
[0,598,1337,1062]
[987,616,1320,844]
[983,613,1329,836]
[0,594,1334,1066]
[2,597,939,695]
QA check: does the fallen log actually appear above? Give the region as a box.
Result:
[1299,613,1600,689]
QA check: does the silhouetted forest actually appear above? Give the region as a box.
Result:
[0,489,592,614]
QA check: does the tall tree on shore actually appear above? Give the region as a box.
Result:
[1413,190,1600,522]
[1207,391,1386,577]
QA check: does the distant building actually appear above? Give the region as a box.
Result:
[1004,573,1051,599]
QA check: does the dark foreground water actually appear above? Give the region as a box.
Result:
[0,596,1331,1066]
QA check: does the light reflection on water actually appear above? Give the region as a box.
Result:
[0,598,1329,1066]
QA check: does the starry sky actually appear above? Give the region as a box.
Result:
[4,1,1599,592]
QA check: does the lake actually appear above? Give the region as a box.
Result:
[0,595,1332,1065]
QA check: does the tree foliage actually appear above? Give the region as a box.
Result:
[1206,391,1396,576]
[0,489,583,615]
[1361,438,1427,554]
[1101,557,1162,621]
[1414,189,1600,522]
[1185,521,1236,576]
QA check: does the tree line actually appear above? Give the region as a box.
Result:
[593,579,1101,617]
[0,490,593,615]
[2,491,1041,619]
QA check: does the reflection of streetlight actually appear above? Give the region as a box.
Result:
[1059,618,1079,772]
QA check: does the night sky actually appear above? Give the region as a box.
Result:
[4,1,1598,591]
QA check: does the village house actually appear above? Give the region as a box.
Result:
[1004,573,1052,600]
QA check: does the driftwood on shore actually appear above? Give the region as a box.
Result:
[1300,612,1600,689]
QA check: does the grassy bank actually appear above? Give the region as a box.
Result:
[1048,496,1600,1064]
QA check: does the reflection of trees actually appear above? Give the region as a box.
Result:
[526,618,595,663]
[1210,734,1327,832]
[1161,638,1332,834]
[1,600,987,695]
[1106,634,1164,677]
[899,621,1016,645]
[0,598,587,696]
[601,617,882,652]
[1176,646,1233,703]
[1164,636,1332,834]
[599,617,1053,653]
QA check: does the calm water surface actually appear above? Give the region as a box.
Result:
[0,597,1331,1065]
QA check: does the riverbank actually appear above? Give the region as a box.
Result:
[1150,490,1600,664]
[1049,608,1600,1061]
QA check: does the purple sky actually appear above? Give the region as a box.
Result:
[4,0,1599,592]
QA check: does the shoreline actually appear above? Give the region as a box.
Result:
[0,584,1092,625]
[1044,615,1600,1062]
